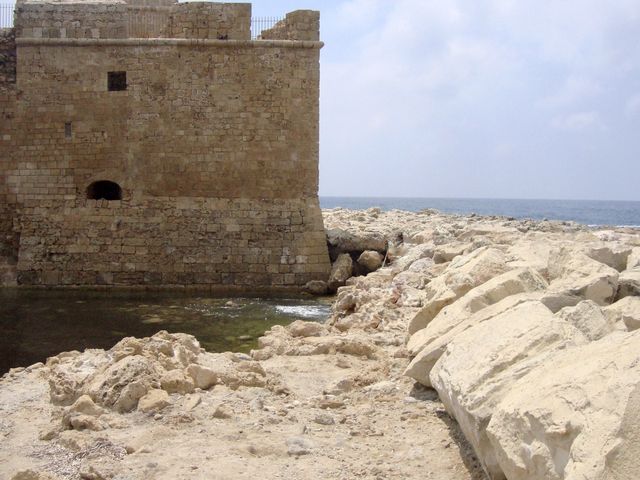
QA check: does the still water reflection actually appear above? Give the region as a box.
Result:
[0,289,331,374]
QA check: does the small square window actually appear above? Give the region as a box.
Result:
[108,71,127,91]
[64,122,72,138]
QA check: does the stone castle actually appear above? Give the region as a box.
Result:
[0,0,331,290]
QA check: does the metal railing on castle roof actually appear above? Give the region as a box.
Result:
[0,3,282,39]
[251,16,282,40]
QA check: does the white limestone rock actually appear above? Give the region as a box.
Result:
[430,301,587,479]
[404,295,542,386]
[137,389,171,413]
[84,355,161,413]
[547,247,619,305]
[616,269,640,299]
[407,267,548,357]
[585,244,633,272]
[432,242,471,263]
[505,236,557,277]
[160,369,195,395]
[627,247,640,270]
[604,296,640,331]
[327,253,353,292]
[326,228,387,255]
[390,243,435,273]
[555,300,615,341]
[357,250,384,272]
[408,247,510,334]
[111,331,201,371]
[486,331,640,480]
[186,364,219,390]
[61,394,106,431]
[287,320,327,338]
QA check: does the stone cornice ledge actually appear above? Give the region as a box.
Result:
[16,38,324,49]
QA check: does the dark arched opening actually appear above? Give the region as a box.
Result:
[87,180,122,200]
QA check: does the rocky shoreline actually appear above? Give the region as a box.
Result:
[1,208,639,479]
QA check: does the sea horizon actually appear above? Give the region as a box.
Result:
[319,196,640,227]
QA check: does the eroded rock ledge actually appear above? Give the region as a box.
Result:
[1,207,639,480]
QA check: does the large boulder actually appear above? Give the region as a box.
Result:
[391,257,437,290]
[326,228,387,260]
[47,331,204,413]
[84,355,161,412]
[616,269,640,300]
[390,243,435,273]
[405,295,542,386]
[627,247,640,270]
[604,296,640,331]
[407,247,510,334]
[304,280,329,296]
[505,237,558,277]
[137,389,171,413]
[585,244,633,272]
[430,301,587,479]
[407,267,548,356]
[547,247,619,306]
[405,287,587,388]
[327,253,353,292]
[432,242,471,263]
[486,331,640,480]
[357,250,384,273]
[554,300,616,341]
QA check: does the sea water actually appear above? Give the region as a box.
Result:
[0,290,331,374]
[320,197,640,227]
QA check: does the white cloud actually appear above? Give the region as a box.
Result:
[550,111,605,131]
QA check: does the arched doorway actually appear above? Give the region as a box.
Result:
[86,180,122,200]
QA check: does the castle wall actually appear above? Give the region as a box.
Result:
[14,2,129,39]
[168,3,250,40]
[16,197,328,288]
[0,28,18,285]
[5,13,330,288]
[15,1,252,41]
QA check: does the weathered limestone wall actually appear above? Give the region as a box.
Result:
[12,40,321,201]
[15,1,250,40]
[14,2,129,39]
[0,28,16,83]
[3,2,330,289]
[168,3,250,40]
[16,197,328,287]
[260,10,319,42]
[0,28,18,285]
[126,2,251,40]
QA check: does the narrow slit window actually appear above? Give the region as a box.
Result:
[64,122,72,138]
[108,71,127,91]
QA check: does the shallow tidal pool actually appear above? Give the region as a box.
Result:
[0,289,332,374]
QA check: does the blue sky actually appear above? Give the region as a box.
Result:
[254,1,640,200]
